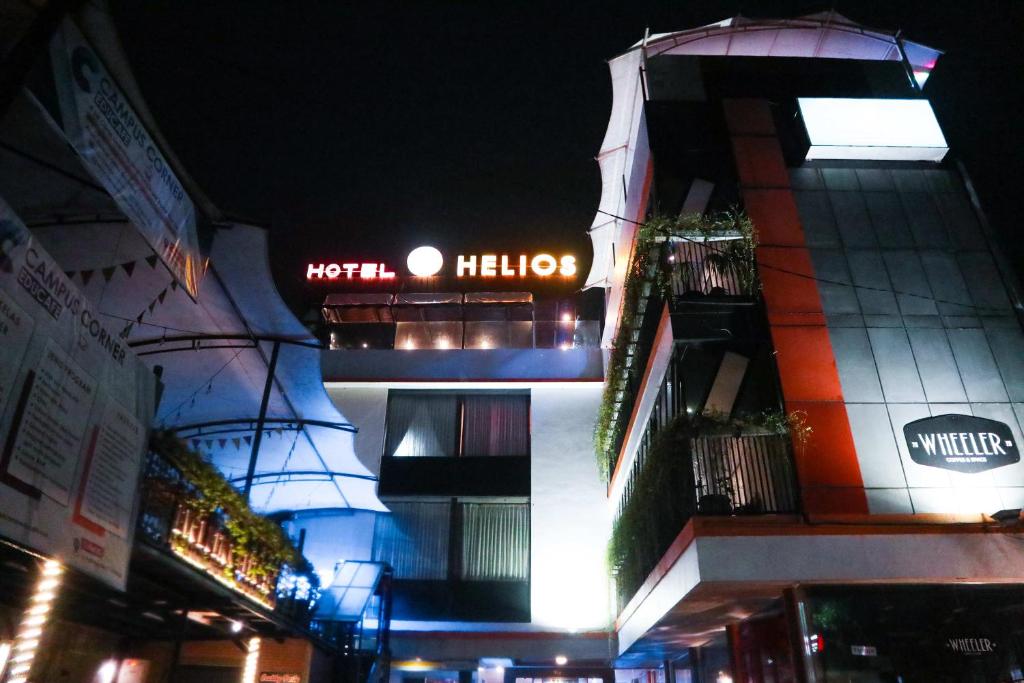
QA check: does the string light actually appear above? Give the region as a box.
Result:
[241,637,261,683]
[6,559,62,683]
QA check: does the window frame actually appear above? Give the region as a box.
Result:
[383,389,531,459]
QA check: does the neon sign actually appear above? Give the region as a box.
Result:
[455,254,576,278]
[306,248,577,280]
[306,263,396,280]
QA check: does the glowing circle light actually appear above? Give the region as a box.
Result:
[407,246,444,277]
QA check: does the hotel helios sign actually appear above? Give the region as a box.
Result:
[903,414,1019,474]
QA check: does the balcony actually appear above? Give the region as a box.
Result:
[596,212,761,479]
[138,434,316,623]
[610,427,798,612]
[322,291,601,350]
[607,340,800,613]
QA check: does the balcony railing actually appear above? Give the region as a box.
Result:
[600,232,759,478]
[667,238,757,300]
[609,344,798,612]
[610,428,797,612]
[138,448,314,620]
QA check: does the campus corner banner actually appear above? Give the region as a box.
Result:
[49,19,205,299]
[0,197,155,590]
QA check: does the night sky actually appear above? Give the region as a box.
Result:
[109,1,1024,313]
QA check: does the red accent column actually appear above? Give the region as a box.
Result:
[724,99,868,514]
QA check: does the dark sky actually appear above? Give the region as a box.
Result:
[110,1,1024,311]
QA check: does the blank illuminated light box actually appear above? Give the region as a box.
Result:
[798,97,949,162]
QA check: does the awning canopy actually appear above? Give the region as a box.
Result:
[0,4,383,514]
[29,218,384,513]
[633,11,941,68]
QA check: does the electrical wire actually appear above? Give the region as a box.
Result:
[156,347,245,425]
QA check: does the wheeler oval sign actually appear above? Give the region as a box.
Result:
[903,414,1019,474]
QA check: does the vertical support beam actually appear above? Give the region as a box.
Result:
[725,622,746,683]
[243,341,281,501]
[164,609,188,683]
[784,587,816,683]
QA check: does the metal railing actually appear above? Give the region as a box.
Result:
[606,285,666,476]
[604,239,758,477]
[667,237,756,299]
[610,342,799,611]
[691,433,798,515]
[137,449,314,621]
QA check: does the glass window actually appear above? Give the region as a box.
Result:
[371,502,449,579]
[386,392,530,457]
[461,503,529,581]
[384,394,458,458]
[462,395,530,456]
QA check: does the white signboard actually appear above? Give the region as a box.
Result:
[50,19,205,299]
[0,197,154,589]
[798,98,949,162]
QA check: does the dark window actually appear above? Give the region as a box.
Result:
[384,391,530,458]
[371,501,529,582]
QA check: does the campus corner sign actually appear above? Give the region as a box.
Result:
[904,414,1019,474]
[0,196,154,590]
[49,19,205,299]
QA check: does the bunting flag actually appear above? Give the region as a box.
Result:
[243,435,253,446]
[119,323,133,339]
[205,439,214,449]
[61,253,162,287]
[231,438,241,449]
[191,439,201,450]
[218,439,227,449]
[170,280,178,291]
[157,288,167,304]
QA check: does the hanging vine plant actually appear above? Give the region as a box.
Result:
[593,209,759,480]
[149,430,299,571]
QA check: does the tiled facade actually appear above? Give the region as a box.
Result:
[794,165,1024,513]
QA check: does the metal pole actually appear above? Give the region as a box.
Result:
[243,341,281,501]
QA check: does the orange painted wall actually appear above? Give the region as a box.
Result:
[724,98,868,514]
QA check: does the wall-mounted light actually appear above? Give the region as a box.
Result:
[7,559,62,683]
[230,620,244,633]
[554,655,568,666]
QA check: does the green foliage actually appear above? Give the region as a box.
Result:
[149,429,298,571]
[607,415,694,604]
[607,409,807,608]
[593,210,759,480]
